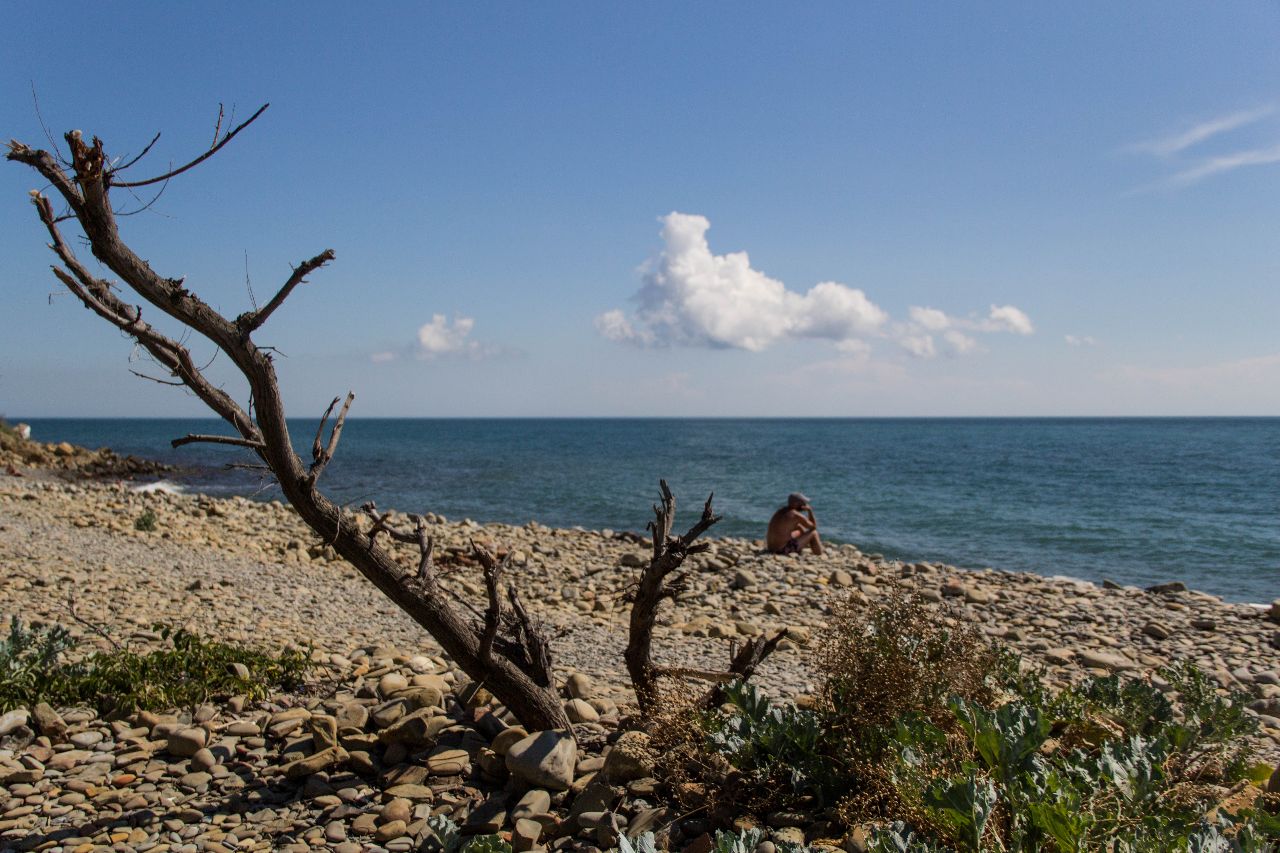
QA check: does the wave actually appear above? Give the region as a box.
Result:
[132,480,187,495]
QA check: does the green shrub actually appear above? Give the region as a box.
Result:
[704,681,837,808]
[691,594,1277,852]
[134,508,158,531]
[0,617,311,716]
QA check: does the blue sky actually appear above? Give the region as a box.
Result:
[3,3,1279,416]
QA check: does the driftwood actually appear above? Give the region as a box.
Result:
[6,111,569,730]
[624,480,786,716]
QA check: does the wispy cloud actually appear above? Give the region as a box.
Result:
[1127,105,1280,192]
[1065,334,1097,347]
[1132,106,1274,158]
[1163,142,1280,188]
[1110,352,1280,387]
[598,213,1033,361]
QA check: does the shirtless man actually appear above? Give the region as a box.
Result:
[766,492,824,556]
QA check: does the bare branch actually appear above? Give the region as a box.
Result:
[654,666,736,683]
[210,104,225,149]
[237,249,335,333]
[111,103,269,188]
[312,396,340,461]
[415,521,436,585]
[129,369,183,386]
[704,630,787,708]
[170,434,266,450]
[626,480,724,716]
[474,543,506,665]
[503,584,557,688]
[112,131,162,173]
[9,111,573,733]
[28,190,259,440]
[309,391,354,484]
[66,594,123,652]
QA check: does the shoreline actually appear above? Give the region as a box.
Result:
[1,470,1277,764]
[12,417,1279,607]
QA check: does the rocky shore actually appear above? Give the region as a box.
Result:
[2,470,1278,850]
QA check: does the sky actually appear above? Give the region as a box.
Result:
[2,3,1279,417]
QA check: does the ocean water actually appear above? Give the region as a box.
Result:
[19,417,1280,604]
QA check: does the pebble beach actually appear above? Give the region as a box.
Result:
[1,454,1278,850]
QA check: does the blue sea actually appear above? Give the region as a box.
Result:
[18,418,1280,604]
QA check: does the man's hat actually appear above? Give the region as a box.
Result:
[788,492,810,507]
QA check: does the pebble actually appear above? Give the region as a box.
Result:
[506,730,578,790]
[1,468,1278,851]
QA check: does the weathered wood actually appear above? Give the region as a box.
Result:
[625,480,720,715]
[6,117,570,732]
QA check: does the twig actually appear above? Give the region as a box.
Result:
[237,249,335,333]
[308,391,353,484]
[112,131,162,173]
[112,103,269,188]
[66,594,123,652]
[170,434,265,450]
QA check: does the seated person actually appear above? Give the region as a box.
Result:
[766,492,824,556]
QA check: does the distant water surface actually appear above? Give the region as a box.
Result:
[21,417,1280,604]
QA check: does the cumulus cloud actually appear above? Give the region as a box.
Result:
[372,314,499,363]
[417,314,476,355]
[893,304,1031,358]
[599,213,1032,361]
[982,305,1035,335]
[908,306,951,332]
[599,213,886,352]
[943,330,979,354]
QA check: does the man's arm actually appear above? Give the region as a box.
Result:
[789,508,815,531]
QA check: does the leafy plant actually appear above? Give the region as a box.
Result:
[704,681,838,806]
[684,594,1277,852]
[920,773,998,851]
[620,832,660,853]
[134,508,158,531]
[0,617,76,708]
[0,617,311,716]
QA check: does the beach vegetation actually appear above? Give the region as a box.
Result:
[134,507,158,531]
[685,594,1278,852]
[0,616,311,717]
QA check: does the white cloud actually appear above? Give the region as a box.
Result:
[599,213,1033,362]
[1065,334,1097,347]
[594,309,650,345]
[908,305,951,332]
[943,330,979,354]
[370,351,397,363]
[599,212,886,352]
[982,304,1035,335]
[1126,106,1280,192]
[406,314,499,359]
[894,304,1029,358]
[1132,106,1275,157]
[1164,143,1280,188]
[418,314,475,354]
[899,334,936,359]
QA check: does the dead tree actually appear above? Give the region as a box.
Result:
[6,109,570,731]
[625,480,785,716]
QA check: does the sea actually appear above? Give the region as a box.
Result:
[17,417,1280,605]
